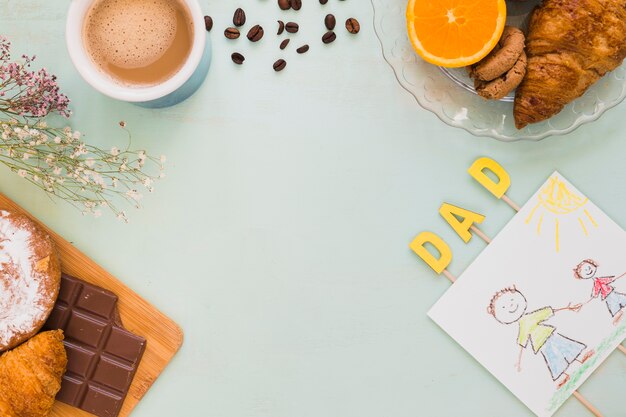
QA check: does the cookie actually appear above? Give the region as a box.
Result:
[475,51,528,100]
[469,26,526,82]
[0,211,61,352]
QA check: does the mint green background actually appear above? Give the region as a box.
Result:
[2,1,626,416]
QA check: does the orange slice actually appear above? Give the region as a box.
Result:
[406,0,506,68]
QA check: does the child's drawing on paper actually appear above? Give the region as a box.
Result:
[428,173,626,417]
[487,286,594,388]
[574,259,626,324]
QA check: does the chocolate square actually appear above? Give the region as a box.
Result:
[64,341,97,376]
[45,303,69,329]
[92,355,134,392]
[82,385,124,416]
[57,276,81,304]
[105,327,146,364]
[65,311,107,348]
[76,286,118,319]
[56,376,85,404]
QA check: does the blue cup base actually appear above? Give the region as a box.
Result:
[136,35,212,109]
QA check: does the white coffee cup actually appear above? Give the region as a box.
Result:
[66,0,211,108]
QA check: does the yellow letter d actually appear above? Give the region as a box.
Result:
[468,157,511,199]
[409,232,452,275]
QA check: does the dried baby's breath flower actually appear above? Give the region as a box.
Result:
[0,36,165,221]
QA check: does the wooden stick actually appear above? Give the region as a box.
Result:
[502,194,521,212]
[573,391,604,417]
[470,225,492,244]
[442,269,456,283]
[618,345,626,355]
[472,224,604,417]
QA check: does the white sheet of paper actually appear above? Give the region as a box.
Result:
[428,172,626,417]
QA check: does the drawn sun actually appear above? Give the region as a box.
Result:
[525,176,597,252]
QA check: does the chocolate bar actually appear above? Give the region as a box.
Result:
[43,274,147,417]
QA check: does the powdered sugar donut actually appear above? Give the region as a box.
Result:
[0,210,61,352]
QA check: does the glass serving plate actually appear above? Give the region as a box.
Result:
[371,0,626,141]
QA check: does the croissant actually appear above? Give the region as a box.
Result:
[0,330,67,417]
[514,0,626,128]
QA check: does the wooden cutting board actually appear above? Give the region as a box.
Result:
[0,192,184,417]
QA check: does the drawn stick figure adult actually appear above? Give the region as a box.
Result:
[487,286,593,388]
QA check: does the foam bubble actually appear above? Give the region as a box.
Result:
[84,0,181,69]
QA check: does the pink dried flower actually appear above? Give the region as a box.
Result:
[0,37,9,62]
[0,36,71,118]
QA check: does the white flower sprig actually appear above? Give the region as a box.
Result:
[0,120,164,222]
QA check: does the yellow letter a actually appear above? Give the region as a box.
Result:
[468,157,511,199]
[439,203,485,243]
[409,232,452,275]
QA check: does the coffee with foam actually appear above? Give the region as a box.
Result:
[83,0,194,87]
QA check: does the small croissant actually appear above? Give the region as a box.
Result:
[0,330,67,417]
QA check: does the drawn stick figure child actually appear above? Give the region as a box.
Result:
[574,259,626,325]
[487,286,594,388]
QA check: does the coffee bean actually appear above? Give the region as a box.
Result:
[346,18,360,34]
[224,27,240,39]
[277,20,285,35]
[204,16,213,32]
[233,8,246,27]
[324,14,336,30]
[290,0,302,10]
[231,52,245,65]
[280,39,290,50]
[278,0,291,10]
[285,22,299,33]
[319,0,328,4]
[296,44,309,54]
[322,31,336,44]
[247,25,264,42]
[273,59,287,72]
